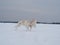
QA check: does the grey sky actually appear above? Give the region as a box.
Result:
[0,0,60,22]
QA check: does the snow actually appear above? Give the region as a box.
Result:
[0,23,60,45]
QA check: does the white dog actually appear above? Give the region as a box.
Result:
[15,19,37,31]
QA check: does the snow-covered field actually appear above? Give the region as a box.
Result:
[0,23,60,45]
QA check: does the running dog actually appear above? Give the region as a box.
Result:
[15,19,37,31]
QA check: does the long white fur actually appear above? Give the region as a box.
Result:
[15,19,37,31]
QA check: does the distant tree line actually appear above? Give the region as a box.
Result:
[0,21,60,24]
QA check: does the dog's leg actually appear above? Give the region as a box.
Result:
[29,26,32,31]
[26,26,29,32]
[15,23,21,31]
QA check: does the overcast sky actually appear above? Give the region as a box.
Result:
[0,0,60,22]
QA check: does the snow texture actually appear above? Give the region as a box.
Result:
[0,23,60,45]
